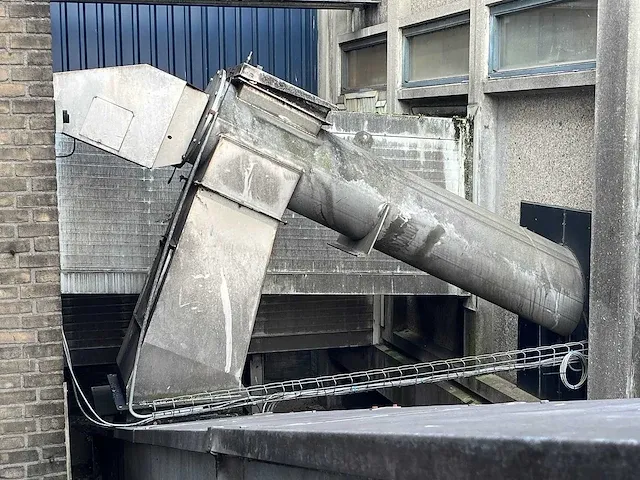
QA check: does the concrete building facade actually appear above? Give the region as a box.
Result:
[318,0,596,362]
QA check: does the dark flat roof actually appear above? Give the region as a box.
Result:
[116,399,640,479]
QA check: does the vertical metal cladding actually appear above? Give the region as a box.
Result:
[49,1,318,93]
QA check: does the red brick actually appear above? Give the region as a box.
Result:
[0,83,25,97]
[21,283,60,299]
[19,253,59,268]
[35,298,61,314]
[9,4,50,18]
[0,419,36,434]
[18,223,59,238]
[34,235,58,250]
[0,375,20,389]
[0,178,27,192]
[0,19,22,33]
[0,331,36,344]
[10,34,51,50]
[0,301,31,315]
[0,270,30,285]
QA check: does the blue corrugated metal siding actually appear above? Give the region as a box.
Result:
[50,2,317,92]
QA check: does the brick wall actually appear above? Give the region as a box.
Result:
[0,1,67,479]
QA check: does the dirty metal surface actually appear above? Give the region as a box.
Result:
[55,110,465,297]
[266,111,466,295]
[210,71,584,334]
[116,399,640,480]
[131,137,302,400]
[53,65,208,169]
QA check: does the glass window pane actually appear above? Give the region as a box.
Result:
[345,42,387,90]
[496,0,598,71]
[407,23,470,83]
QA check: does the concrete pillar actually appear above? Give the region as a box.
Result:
[588,0,640,399]
[464,0,517,360]
[385,0,410,114]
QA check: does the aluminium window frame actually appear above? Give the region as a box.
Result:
[402,13,471,88]
[340,34,388,94]
[488,0,597,78]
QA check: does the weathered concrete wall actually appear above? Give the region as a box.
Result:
[318,0,596,366]
[496,90,595,223]
[0,0,67,478]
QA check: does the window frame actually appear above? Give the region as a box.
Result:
[489,0,597,78]
[402,13,471,88]
[340,34,388,94]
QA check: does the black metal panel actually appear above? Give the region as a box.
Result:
[518,201,591,400]
[63,294,373,366]
[62,294,138,367]
[115,399,640,480]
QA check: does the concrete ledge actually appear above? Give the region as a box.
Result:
[484,70,596,94]
[337,23,388,45]
[398,83,469,100]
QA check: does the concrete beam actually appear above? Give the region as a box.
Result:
[57,0,380,8]
[589,0,640,398]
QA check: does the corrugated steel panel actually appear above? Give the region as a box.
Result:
[50,1,317,93]
[56,136,184,294]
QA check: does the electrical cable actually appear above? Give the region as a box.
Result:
[55,137,76,158]
[62,328,154,428]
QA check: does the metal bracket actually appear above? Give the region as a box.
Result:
[108,373,128,412]
[329,204,390,257]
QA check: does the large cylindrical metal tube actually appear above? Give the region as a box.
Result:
[287,132,585,336]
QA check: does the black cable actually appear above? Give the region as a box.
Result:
[56,137,76,158]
